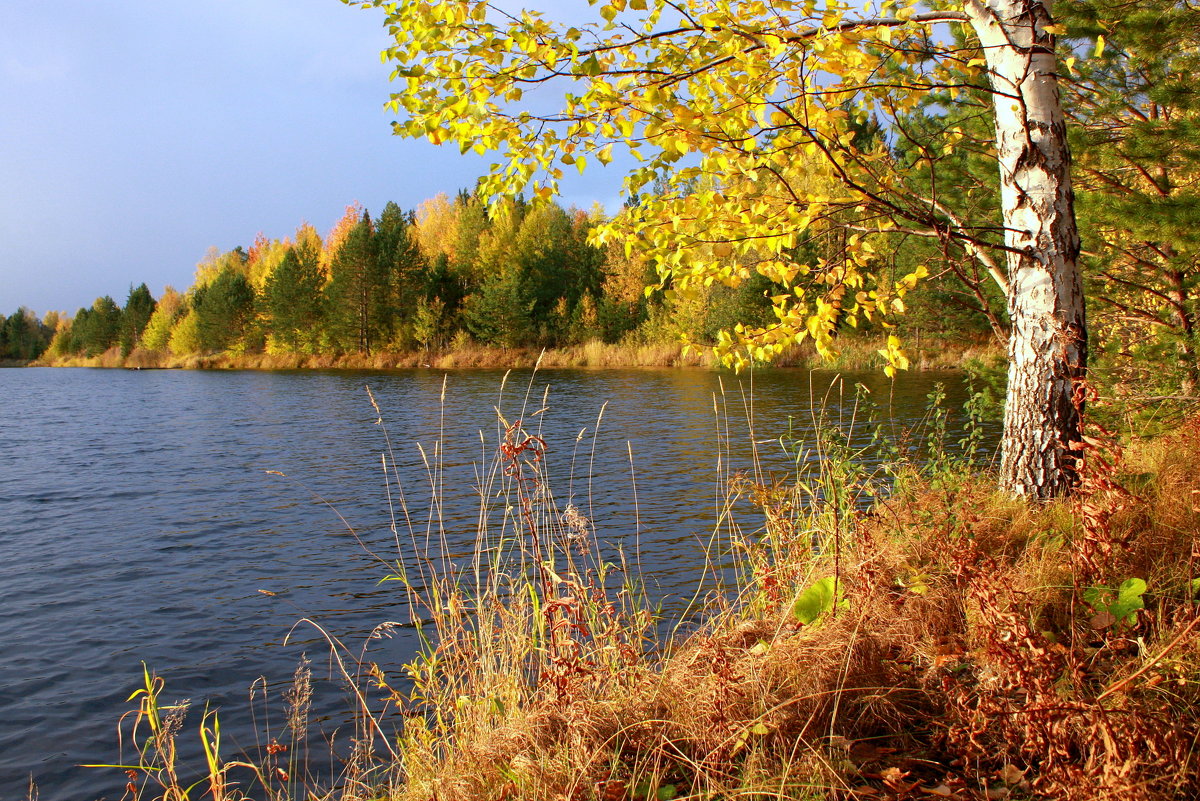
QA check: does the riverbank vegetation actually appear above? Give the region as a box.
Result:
[103,384,1200,801]
[43,328,997,372]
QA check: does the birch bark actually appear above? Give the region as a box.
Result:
[966,0,1087,498]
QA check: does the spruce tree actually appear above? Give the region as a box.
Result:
[375,202,427,345]
[264,247,323,352]
[325,211,381,353]
[119,284,157,356]
[193,269,255,352]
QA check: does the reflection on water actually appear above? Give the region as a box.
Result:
[0,366,994,799]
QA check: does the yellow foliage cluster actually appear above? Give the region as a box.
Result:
[352,0,980,371]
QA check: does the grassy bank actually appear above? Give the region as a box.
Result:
[101,389,1200,801]
[36,334,1000,372]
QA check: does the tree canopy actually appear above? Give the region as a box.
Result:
[350,0,1089,497]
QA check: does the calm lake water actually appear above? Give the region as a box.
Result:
[0,366,993,800]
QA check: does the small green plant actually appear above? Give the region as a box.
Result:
[962,355,1007,419]
[790,575,845,625]
[922,382,953,477]
[1083,577,1148,628]
[918,380,992,484]
[958,374,988,467]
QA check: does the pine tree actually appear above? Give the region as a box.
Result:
[1061,0,1200,394]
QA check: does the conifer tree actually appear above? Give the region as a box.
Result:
[70,296,123,357]
[1060,0,1200,394]
[375,201,428,344]
[511,202,592,338]
[326,210,382,353]
[119,284,157,356]
[264,247,324,352]
[0,308,51,361]
[193,268,255,352]
[462,268,537,347]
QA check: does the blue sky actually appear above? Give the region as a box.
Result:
[0,1,625,315]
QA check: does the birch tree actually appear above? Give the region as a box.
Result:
[349,0,1087,498]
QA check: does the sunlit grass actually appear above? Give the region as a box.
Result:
[37,333,1003,373]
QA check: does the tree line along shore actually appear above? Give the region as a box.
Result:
[4,192,1004,373]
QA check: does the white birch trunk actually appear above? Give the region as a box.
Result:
[966,0,1087,498]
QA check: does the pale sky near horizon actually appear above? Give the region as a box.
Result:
[0,1,625,316]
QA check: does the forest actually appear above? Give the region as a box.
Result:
[3,144,1194,396]
[3,189,996,370]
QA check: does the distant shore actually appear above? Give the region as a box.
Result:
[33,334,1001,372]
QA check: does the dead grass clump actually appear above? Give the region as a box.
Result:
[882,420,1200,801]
[565,415,1200,801]
[367,408,1198,801]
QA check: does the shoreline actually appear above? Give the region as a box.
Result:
[33,335,1002,372]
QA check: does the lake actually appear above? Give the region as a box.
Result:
[0,366,993,800]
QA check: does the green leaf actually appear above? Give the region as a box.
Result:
[1085,578,1148,626]
[792,576,839,625]
[579,54,602,77]
[656,785,678,801]
[1117,577,1147,600]
[1113,577,1147,623]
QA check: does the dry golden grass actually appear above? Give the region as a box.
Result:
[35,333,1003,373]
[364,416,1200,801]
